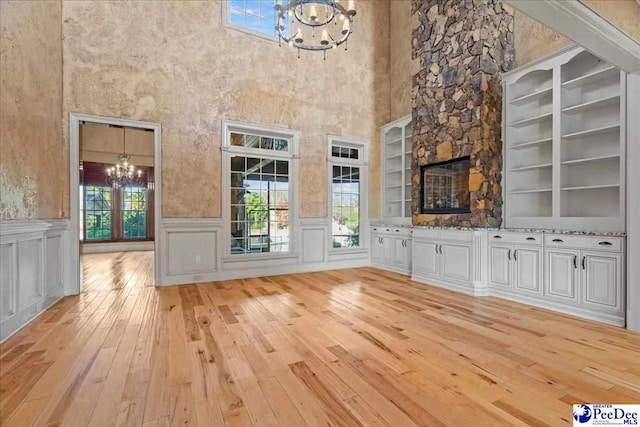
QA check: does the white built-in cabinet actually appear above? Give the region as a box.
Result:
[488,232,543,296]
[411,228,475,295]
[381,116,413,224]
[371,226,411,275]
[488,231,624,325]
[503,46,626,232]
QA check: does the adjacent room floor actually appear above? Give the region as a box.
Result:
[1,252,639,426]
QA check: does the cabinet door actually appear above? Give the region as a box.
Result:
[513,247,542,295]
[440,243,472,285]
[381,236,394,265]
[412,240,439,278]
[489,245,512,290]
[404,238,412,269]
[545,249,580,304]
[581,252,623,312]
[371,234,382,264]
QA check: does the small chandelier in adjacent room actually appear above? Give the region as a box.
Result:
[105,127,143,187]
[275,0,356,59]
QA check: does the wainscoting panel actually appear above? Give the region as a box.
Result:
[158,217,369,286]
[0,220,69,342]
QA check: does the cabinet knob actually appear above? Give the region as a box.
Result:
[385,229,390,232]
[552,238,563,243]
[395,229,400,232]
[598,241,613,246]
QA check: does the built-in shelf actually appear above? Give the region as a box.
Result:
[383,116,412,221]
[562,66,618,90]
[562,95,619,115]
[504,47,624,231]
[510,112,553,128]
[509,188,553,195]
[561,154,620,165]
[510,163,553,172]
[511,137,552,150]
[562,124,620,140]
[510,87,552,105]
[562,184,620,191]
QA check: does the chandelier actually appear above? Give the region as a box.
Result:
[275,0,356,59]
[105,128,143,187]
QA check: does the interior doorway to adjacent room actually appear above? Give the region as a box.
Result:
[69,114,162,293]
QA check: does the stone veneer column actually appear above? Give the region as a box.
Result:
[411,0,514,227]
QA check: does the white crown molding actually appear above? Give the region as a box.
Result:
[506,0,640,74]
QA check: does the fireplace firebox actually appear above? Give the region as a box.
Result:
[420,156,471,214]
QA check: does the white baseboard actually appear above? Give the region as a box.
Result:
[411,272,488,296]
[82,241,154,253]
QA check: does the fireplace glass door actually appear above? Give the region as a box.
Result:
[420,156,471,214]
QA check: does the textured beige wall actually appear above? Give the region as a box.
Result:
[0,0,64,219]
[582,0,640,42]
[513,9,572,66]
[62,0,390,219]
[389,0,412,120]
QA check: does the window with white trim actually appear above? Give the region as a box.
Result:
[329,138,366,250]
[226,0,286,39]
[224,122,297,257]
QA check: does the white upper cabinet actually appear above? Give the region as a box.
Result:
[381,116,412,224]
[503,46,626,232]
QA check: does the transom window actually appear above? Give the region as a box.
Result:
[226,0,286,39]
[329,138,366,250]
[224,122,298,257]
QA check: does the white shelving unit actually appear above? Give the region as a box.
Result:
[381,115,412,224]
[503,46,626,232]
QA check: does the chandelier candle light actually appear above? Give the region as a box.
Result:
[275,0,356,60]
[105,128,144,187]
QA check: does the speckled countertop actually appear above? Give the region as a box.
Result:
[370,222,626,237]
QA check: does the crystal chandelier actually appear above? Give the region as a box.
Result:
[105,128,143,187]
[275,0,356,59]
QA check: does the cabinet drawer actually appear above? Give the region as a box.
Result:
[489,232,542,246]
[412,228,439,240]
[544,235,623,252]
[439,230,472,243]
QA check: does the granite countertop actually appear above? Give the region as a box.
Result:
[370,222,626,237]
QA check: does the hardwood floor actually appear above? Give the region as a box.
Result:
[1,251,639,426]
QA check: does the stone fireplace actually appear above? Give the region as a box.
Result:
[411,0,514,227]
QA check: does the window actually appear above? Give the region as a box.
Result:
[329,138,367,250]
[122,186,148,239]
[224,122,298,257]
[83,185,113,241]
[80,161,154,242]
[226,0,285,39]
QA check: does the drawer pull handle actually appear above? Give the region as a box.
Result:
[598,241,613,246]
[573,255,577,269]
[507,249,512,261]
[385,229,390,232]
[582,256,586,270]
[526,237,536,241]
[395,229,400,232]
[514,249,518,261]
[493,235,502,239]
[552,239,563,243]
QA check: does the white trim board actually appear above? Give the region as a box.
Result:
[81,241,154,254]
[69,113,162,293]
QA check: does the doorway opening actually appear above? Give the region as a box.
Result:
[69,114,161,294]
